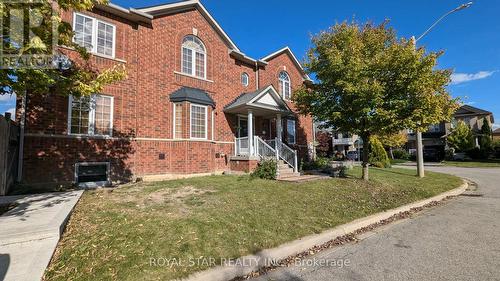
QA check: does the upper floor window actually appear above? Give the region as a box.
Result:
[241,72,249,87]
[278,71,291,100]
[68,94,113,136]
[73,13,116,58]
[181,35,206,79]
[428,124,441,133]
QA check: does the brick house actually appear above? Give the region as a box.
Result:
[17,0,315,186]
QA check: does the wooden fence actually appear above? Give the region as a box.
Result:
[0,113,19,195]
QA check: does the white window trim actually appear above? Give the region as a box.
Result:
[287,119,296,144]
[73,12,116,59]
[279,71,292,101]
[190,104,208,140]
[181,35,207,79]
[67,94,114,137]
[241,72,249,87]
[173,102,182,139]
[211,109,215,141]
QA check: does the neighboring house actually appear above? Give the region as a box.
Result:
[332,132,362,155]
[406,105,494,160]
[493,128,500,141]
[17,0,314,186]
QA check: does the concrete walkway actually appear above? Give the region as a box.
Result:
[0,191,83,281]
[252,167,500,281]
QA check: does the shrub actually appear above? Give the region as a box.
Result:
[251,159,277,180]
[467,148,490,160]
[369,137,391,168]
[392,149,410,160]
[302,157,331,171]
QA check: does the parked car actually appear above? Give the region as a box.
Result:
[346,151,360,161]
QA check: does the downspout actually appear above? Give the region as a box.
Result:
[17,92,26,182]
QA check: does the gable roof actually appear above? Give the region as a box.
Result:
[170,86,215,107]
[224,85,292,114]
[137,0,240,52]
[260,46,312,82]
[493,128,500,134]
[455,105,492,116]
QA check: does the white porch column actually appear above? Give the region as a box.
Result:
[276,114,282,141]
[248,110,254,156]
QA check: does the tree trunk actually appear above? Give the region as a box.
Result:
[361,135,370,181]
[389,146,394,160]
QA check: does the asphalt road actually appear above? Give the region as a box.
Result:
[252,167,500,281]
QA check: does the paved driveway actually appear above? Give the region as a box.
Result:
[252,167,500,281]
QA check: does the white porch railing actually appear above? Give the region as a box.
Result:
[254,136,276,159]
[274,137,298,172]
[332,138,354,145]
[234,136,298,173]
[234,137,249,156]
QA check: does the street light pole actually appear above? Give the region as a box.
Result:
[413,2,473,178]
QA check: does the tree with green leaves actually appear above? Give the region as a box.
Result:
[479,118,493,152]
[294,21,458,180]
[0,0,126,99]
[369,136,391,168]
[377,132,408,159]
[447,121,474,152]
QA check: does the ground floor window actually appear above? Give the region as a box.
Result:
[190,104,207,139]
[68,94,113,136]
[287,119,296,144]
[75,162,110,186]
[173,103,183,139]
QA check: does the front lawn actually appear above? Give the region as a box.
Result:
[45,168,462,281]
[442,159,500,168]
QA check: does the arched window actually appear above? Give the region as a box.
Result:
[241,72,249,87]
[278,71,291,100]
[181,35,206,78]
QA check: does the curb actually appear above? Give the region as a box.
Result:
[178,180,469,281]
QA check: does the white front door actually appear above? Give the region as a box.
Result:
[237,116,249,155]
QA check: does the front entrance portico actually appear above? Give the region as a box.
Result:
[224,85,299,173]
[224,85,292,157]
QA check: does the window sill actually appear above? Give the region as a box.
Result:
[174,71,214,83]
[67,133,114,139]
[59,45,126,63]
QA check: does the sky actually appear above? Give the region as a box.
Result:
[1,0,499,129]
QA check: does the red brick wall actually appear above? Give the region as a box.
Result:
[19,6,314,184]
[259,52,314,160]
[230,159,259,173]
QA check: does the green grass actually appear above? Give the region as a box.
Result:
[390,159,410,165]
[45,168,462,281]
[442,159,500,168]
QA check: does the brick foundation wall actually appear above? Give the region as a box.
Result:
[229,159,259,173]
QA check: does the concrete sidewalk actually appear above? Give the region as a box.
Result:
[0,191,83,281]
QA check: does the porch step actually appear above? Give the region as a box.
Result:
[276,172,301,180]
[278,164,291,169]
[278,167,295,174]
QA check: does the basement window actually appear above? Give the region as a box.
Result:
[75,162,110,188]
